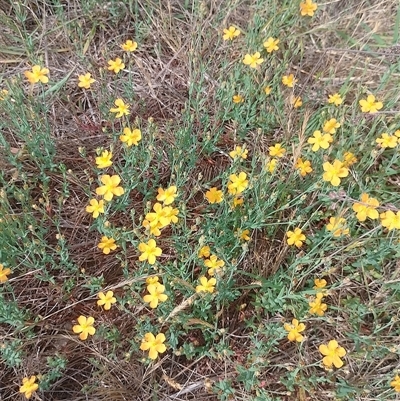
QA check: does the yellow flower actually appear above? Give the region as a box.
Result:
[78,73,95,89]
[319,340,346,368]
[295,158,312,176]
[205,255,225,276]
[313,278,327,289]
[395,130,400,139]
[227,172,248,195]
[164,206,179,224]
[157,185,177,205]
[390,375,400,392]
[138,239,162,265]
[121,39,138,52]
[97,291,117,310]
[323,118,340,134]
[284,318,305,342]
[291,96,302,108]
[359,94,383,113]
[233,196,244,207]
[233,94,244,103]
[243,52,264,68]
[322,160,349,186]
[110,98,130,118]
[269,143,286,158]
[309,292,327,316]
[326,217,349,237]
[287,227,306,248]
[19,376,39,399]
[144,203,172,234]
[96,174,125,201]
[380,211,400,231]
[352,193,379,222]
[86,199,105,218]
[376,133,398,148]
[98,236,117,254]
[264,86,272,95]
[198,246,211,258]
[307,130,333,152]
[0,263,11,283]
[146,276,160,286]
[229,145,248,160]
[24,65,49,84]
[263,37,279,53]
[239,229,251,241]
[223,26,241,40]
[140,332,167,359]
[196,276,216,293]
[343,152,357,167]
[266,158,277,173]
[95,150,113,169]
[282,74,297,88]
[120,127,142,146]
[328,93,343,106]
[72,316,96,340]
[300,0,318,16]
[205,187,224,204]
[143,283,168,308]
[107,57,125,73]
[0,89,9,100]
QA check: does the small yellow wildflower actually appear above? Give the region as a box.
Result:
[233,196,244,207]
[326,217,349,237]
[110,98,130,118]
[229,145,248,160]
[196,276,216,293]
[307,130,333,152]
[98,236,118,254]
[390,375,400,392]
[269,143,286,158]
[266,158,277,173]
[140,332,167,360]
[97,291,117,310]
[157,185,177,205]
[380,211,400,231]
[0,89,9,100]
[343,152,357,167]
[287,227,306,248]
[205,187,224,204]
[376,133,398,148]
[95,150,113,169]
[322,160,349,186]
[78,73,95,89]
[223,26,241,40]
[19,376,39,399]
[121,39,138,52]
[309,293,327,316]
[295,158,312,176]
[86,199,105,218]
[300,0,318,16]
[198,246,211,258]
[96,174,125,201]
[352,193,380,222]
[314,278,327,290]
[233,94,244,103]
[120,127,142,146]
[0,264,11,283]
[284,318,305,342]
[291,96,302,108]
[243,52,264,68]
[282,74,297,88]
[323,118,340,134]
[264,86,272,95]
[107,57,125,74]
[395,130,400,139]
[328,93,343,106]
[138,239,162,265]
[205,255,225,276]
[72,316,96,340]
[227,172,248,195]
[143,283,168,308]
[263,37,279,53]
[24,65,49,84]
[239,229,251,241]
[319,340,346,368]
[359,94,383,113]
